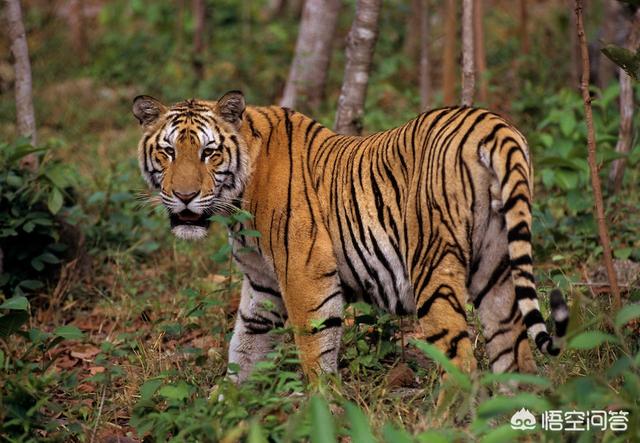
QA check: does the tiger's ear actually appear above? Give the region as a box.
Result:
[216,90,245,128]
[132,95,167,127]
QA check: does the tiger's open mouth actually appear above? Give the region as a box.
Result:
[169,210,210,229]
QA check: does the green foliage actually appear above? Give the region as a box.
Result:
[0,138,78,298]
[130,343,308,442]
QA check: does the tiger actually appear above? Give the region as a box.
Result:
[132,90,569,383]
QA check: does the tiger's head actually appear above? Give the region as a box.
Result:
[132,91,249,240]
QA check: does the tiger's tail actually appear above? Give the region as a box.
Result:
[486,123,569,356]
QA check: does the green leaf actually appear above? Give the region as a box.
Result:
[232,210,253,222]
[615,304,640,328]
[0,311,29,338]
[345,402,376,443]
[477,393,550,420]
[248,420,268,443]
[158,382,191,401]
[480,425,525,443]
[382,423,413,443]
[53,325,84,340]
[614,248,633,260]
[0,349,4,370]
[140,379,163,401]
[47,187,64,214]
[309,396,336,443]
[411,340,471,390]
[559,113,576,137]
[0,296,29,311]
[568,331,619,350]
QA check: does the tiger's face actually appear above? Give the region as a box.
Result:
[133,91,249,240]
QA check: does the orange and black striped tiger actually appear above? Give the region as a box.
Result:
[132,90,568,382]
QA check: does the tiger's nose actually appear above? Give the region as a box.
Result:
[173,190,199,204]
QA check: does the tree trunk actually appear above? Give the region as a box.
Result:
[67,0,87,63]
[419,0,431,110]
[608,8,640,194]
[442,0,457,105]
[403,0,421,61]
[192,0,208,81]
[334,0,381,135]
[519,0,529,55]
[574,0,622,311]
[263,0,287,20]
[474,0,487,104]
[5,0,37,171]
[280,0,341,113]
[461,0,474,106]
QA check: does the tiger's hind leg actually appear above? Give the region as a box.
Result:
[414,254,476,374]
[228,276,287,382]
[468,217,536,374]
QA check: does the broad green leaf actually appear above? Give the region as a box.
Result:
[0,349,4,369]
[477,393,550,419]
[53,325,84,340]
[480,425,525,443]
[614,248,633,260]
[382,423,413,443]
[345,402,376,443]
[0,296,29,311]
[309,396,336,443]
[615,304,640,328]
[411,340,471,390]
[248,420,268,443]
[140,379,163,401]
[47,187,64,214]
[416,430,451,443]
[0,311,29,338]
[158,382,191,401]
[568,331,619,350]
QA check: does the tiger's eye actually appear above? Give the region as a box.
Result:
[202,148,214,157]
[164,147,175,156]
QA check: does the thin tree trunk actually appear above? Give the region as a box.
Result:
[263,0,287,20]
[403,0,421,61]
[519,0,529,55]
[442,0,456,105]
[192,0,208,81]
[461,0,475,106]
[5,0,37,171]
[334,0,382,135]
[280,0,341,113]
[574,0,621,311]
[419,0,431,110]
[609,9,640,193]
[474,0,487,104]
[67,0,87,63]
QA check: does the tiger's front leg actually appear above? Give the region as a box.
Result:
[228,276,286,382]
[283,272,344,379]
